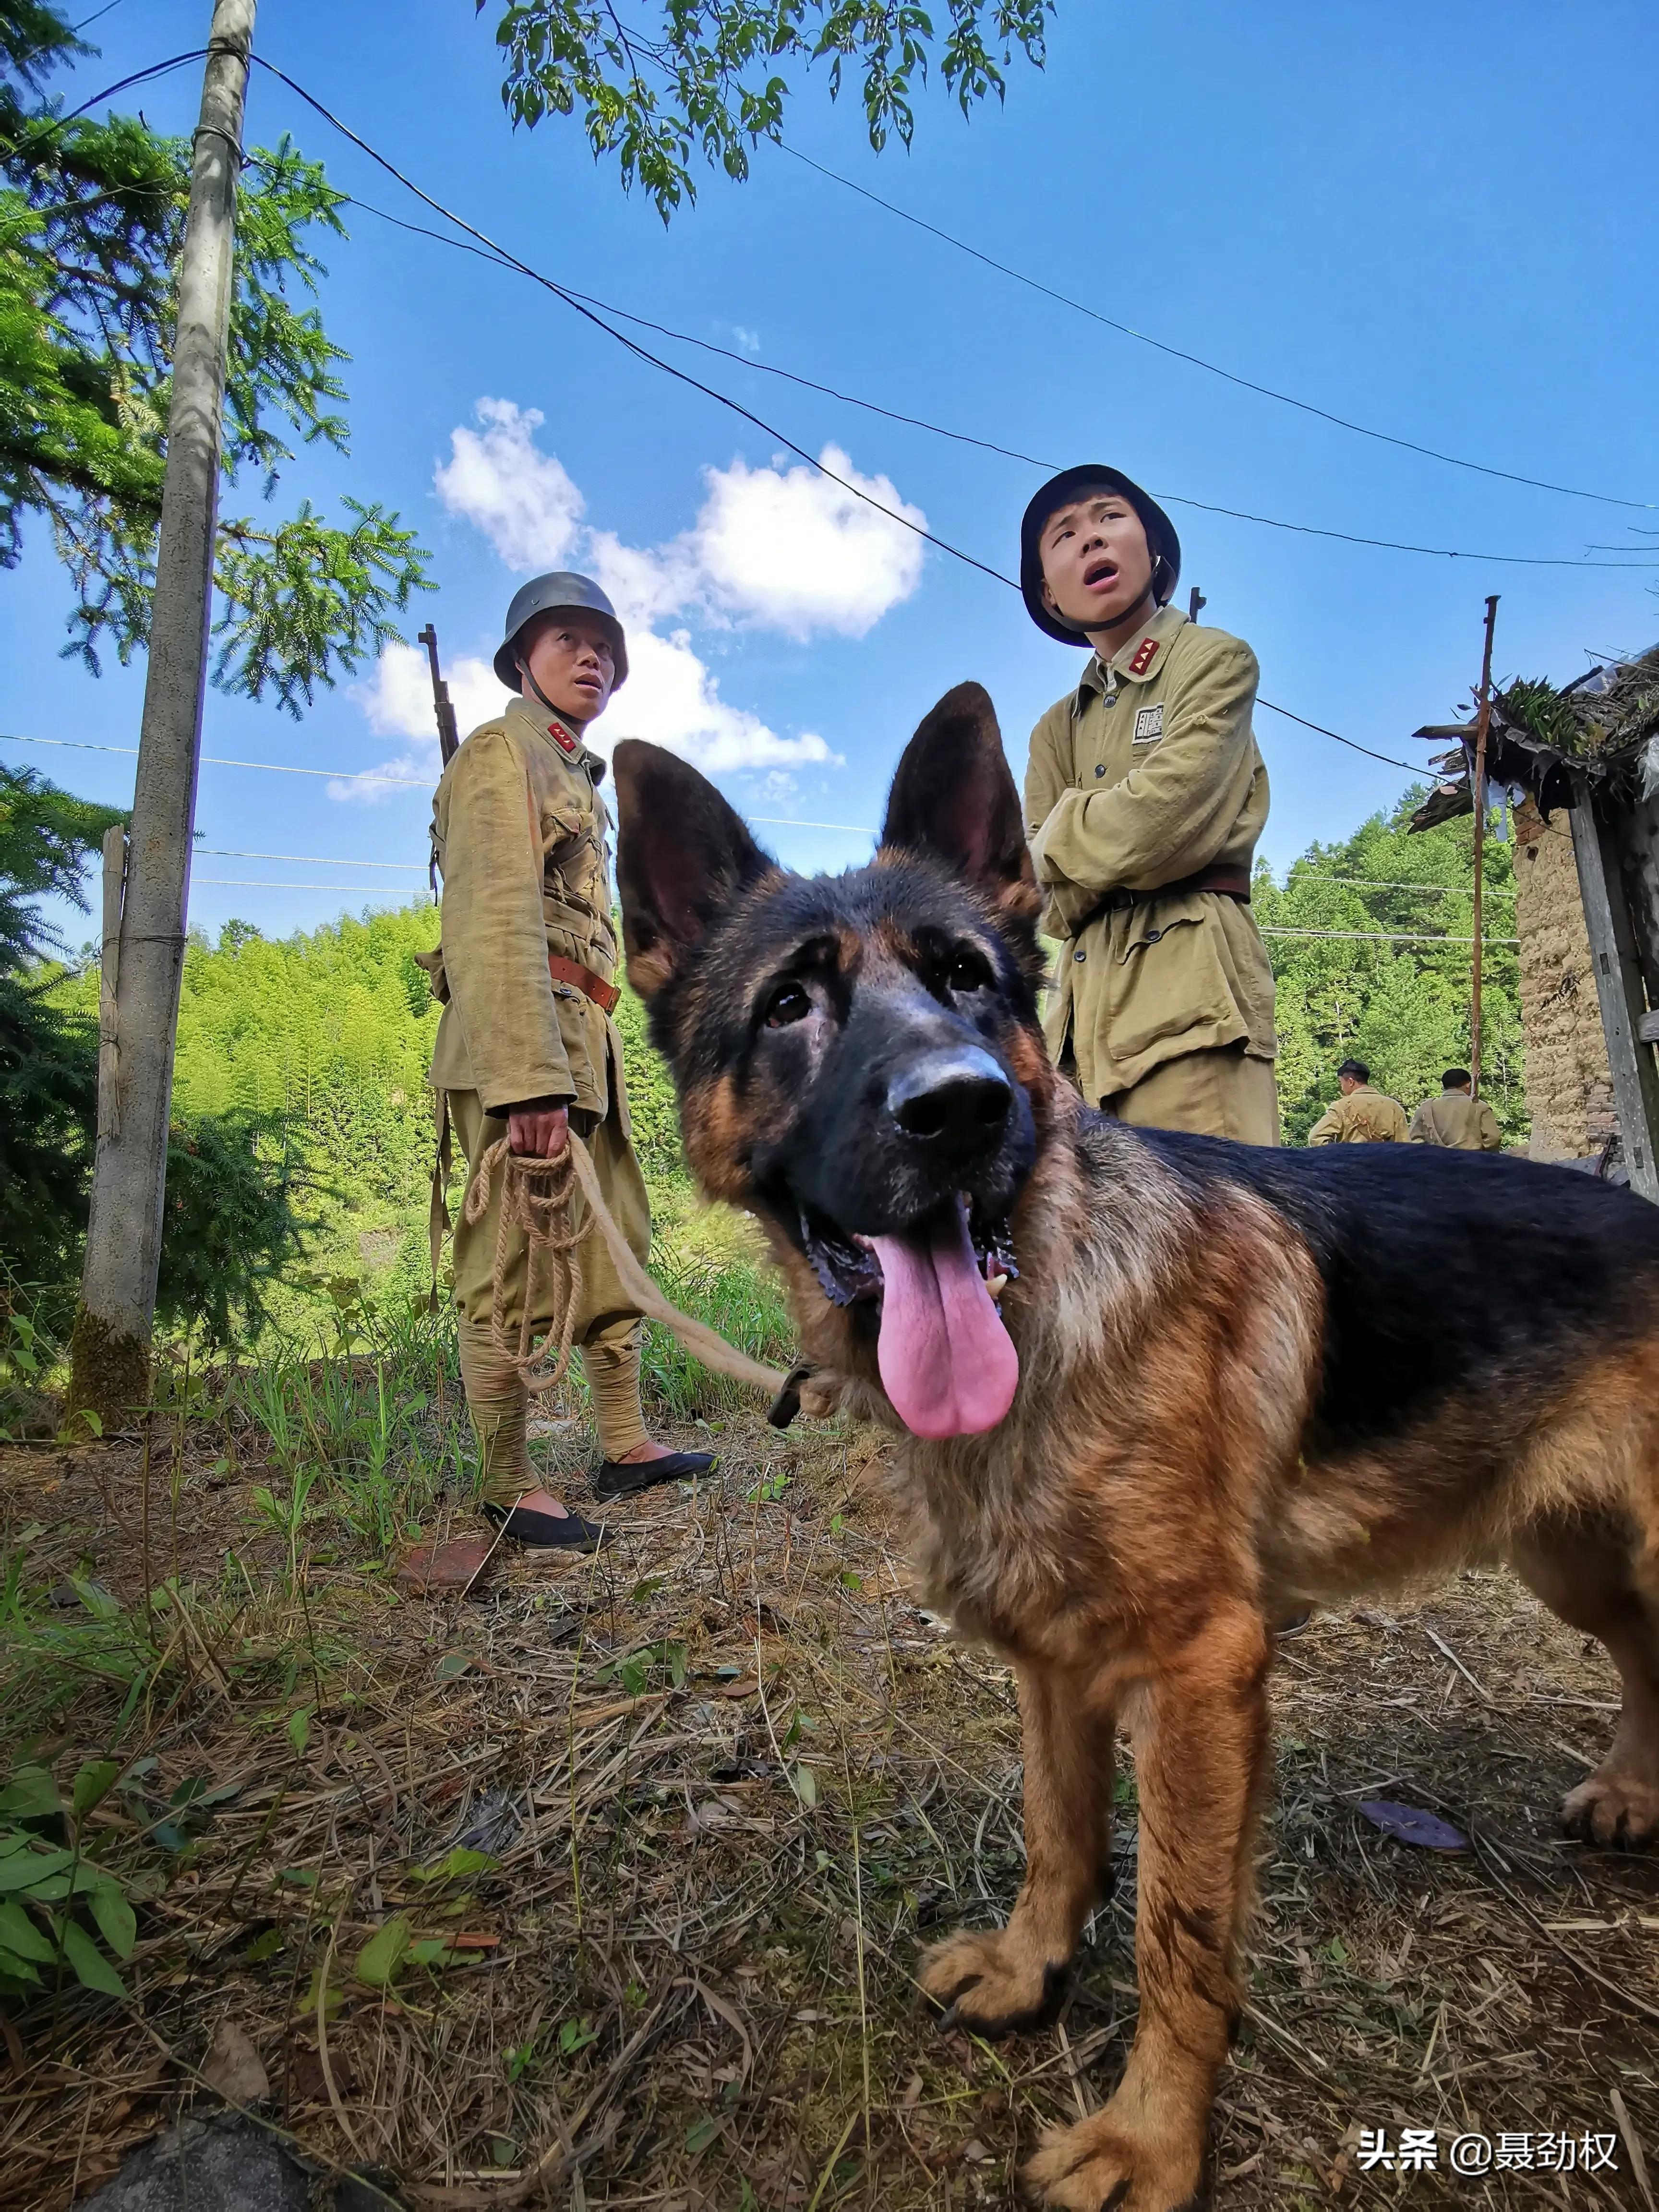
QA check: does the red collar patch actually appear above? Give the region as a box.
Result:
[546,717,579,756]
[1127,635,1161,678]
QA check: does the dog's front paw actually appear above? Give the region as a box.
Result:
[796,1370,849,1421]
[918,1928,1067,2037]
[1022,2108,1203,2212]
[1562,1764,1659,1849]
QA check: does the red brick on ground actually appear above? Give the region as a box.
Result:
[395,1535,496,1595]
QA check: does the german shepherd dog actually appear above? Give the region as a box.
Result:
[612,686,1659,2211]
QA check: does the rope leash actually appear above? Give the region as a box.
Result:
[462,1139,584,1394]
[461,1134,789,1400]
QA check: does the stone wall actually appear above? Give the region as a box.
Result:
[1511,795,1617,1160]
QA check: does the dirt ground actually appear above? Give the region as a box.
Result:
[2,1406,1657,2211]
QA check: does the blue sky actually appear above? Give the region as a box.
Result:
[5,0,1657,949]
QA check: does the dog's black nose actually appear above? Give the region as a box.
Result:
[887,1049,1012,1152]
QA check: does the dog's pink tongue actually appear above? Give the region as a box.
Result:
[870,1201,1019,1439]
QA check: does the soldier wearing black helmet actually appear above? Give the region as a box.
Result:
[425,573,713,1551]
[1020,466,1278,1143]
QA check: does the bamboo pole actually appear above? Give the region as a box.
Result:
[69,0,258,1425]
[96,826,126,1142]
[1468,595,1500,1098]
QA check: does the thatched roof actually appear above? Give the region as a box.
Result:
[1407,643,1659,831]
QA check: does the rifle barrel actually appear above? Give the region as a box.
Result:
[417,623,461,767]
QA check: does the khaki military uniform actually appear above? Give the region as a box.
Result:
[1409,1090,1503,1151]
[426,696,651,1491]
[1024,604,1278,1143]
[1307,1083,1409,1145]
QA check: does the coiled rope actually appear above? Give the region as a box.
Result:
[462,1134,789,1399]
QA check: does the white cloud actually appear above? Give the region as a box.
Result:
[366,402,920,783]
[334,644,512,805]
[601,627,835,776]
[358,641,510,745]
[434,398,584,571]
[690,443,926,639]
[586,529,700,629]
[731,325,760,355]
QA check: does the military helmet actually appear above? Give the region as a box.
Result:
[493,572,628,689]
[1019,466,1181,647]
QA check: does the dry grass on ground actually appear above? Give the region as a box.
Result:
[2,1405,1658,2211]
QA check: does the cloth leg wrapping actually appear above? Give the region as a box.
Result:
[457,1314,531,1508]
[582,1326,648,1461]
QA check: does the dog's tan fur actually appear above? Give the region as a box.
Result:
[611,708,1659,2211]
[848,1076,1658,2207]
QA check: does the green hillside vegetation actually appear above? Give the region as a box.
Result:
[193,790,1519,1222]
[42,898,781,1416]
[1257,798,1523,1144]
[17,786,1519,1393]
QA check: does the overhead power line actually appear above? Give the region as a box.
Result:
[777,142,1656,515]
[195,876,413,892]
[1259,928,1518,945]
[0,48,207,166]
[1287,872,1516,899]
[237,65,1460,783]
[2,732,428,785]
[326,179,1658,574]
[247,57,1012,593]
[18,53,1611,788]
[1252,701,1423,772]
[198,846,426,869]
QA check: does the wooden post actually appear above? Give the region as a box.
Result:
[1467,595,1499,1097]
[1568,772,1659,1202]
[96,827,126,1142]
[68,0,257,1425]
[1611,767,1659,1013]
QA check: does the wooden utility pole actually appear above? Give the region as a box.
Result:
[1569,780,1659,1202]
[68,0,257,1426]
[1467,595,1500,1097]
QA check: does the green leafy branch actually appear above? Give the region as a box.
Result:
[2,7,430,700]
[486,0,1052,219]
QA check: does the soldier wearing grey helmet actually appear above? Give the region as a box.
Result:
[1020,466,1279,1144]
[423,574,712,1551]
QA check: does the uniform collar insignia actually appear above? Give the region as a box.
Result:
[543,709,605,781]
[506,694,601,776]
[1111,602,1188,686]
[1075,604,1188,703]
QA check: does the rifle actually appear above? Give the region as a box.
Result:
[418,623,461,767]
[419,623,461,900]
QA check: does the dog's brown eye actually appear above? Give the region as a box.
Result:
[763,982,811,1029]
[946,951,988,993]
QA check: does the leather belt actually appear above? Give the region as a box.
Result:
[1096,865,1252,913]
[548,952,620,1014]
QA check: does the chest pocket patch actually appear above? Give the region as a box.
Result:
[1132,704,1165,745]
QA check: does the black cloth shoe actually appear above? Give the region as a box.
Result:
[591,1449,716,1503]
[482,1500,611,1551]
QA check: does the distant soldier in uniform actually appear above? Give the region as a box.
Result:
[428,574,713,1550]
[1021,466,1278,1143]
[1410,1068,1503,1151]
[1307,1058,1409,1145]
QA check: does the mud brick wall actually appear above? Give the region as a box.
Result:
[1511,796,1617,1160]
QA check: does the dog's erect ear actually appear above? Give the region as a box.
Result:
[613,739,774,998]
[879,682,1040,919]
